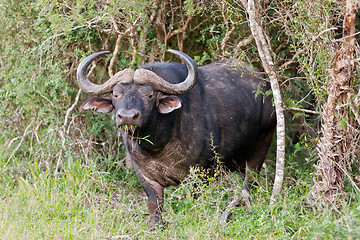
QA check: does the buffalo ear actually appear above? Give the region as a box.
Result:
[157,95,182,114]
[80,96,114,114]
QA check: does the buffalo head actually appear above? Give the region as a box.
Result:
[78,50,198,130]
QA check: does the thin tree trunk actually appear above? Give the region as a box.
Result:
[240,0,286,205]
[309,0,358,204]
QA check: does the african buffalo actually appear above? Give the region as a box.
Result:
[77,49,276,226]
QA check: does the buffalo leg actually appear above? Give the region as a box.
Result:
[220,129,274,224]
[133,161,164,228]
[245,128,274,176]
[242,128,274,201]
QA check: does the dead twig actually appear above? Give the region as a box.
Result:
[234,35,254,52]
[59,89,82,148]
[287,107,320,115]
[6,120,41,166]
[219,188,252,224]
[349,94,360,126]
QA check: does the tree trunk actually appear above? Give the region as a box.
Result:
[309,0,358,204]
[241,0,286,205]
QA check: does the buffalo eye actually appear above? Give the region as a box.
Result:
[147,94,154,100]
[113,93,120,99]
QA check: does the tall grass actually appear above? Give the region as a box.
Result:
[1,149,360,239]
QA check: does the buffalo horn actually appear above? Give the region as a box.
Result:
[77,51,134,95]
[134,49,198,94]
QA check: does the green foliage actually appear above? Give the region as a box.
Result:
[280,0,338,103]
[271,0,343,168]
[183,0,204,16]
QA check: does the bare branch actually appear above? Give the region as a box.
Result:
[287,107,320,115]
[59,89,82,150]
[167,14,192,39]
[6,120,41,166]
[221,24,237,54]
[234,35,254,52]
[189,18,209,32]
[349,94,360,126]
[109,35,123,77]
[312,27,338,42]
[129,24,138,67]
[108,27,132,77]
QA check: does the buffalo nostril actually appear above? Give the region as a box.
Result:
[117,109,142,126]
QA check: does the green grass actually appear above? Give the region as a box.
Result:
[1,154,360,239]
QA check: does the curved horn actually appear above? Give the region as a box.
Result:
[134,49,198,94]
[77,51,134,95]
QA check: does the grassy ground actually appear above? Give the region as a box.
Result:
[1,152,360,240]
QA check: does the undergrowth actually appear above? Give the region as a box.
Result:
[1,148,360,239]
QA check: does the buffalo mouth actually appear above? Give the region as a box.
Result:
[120,124,138,136]
[119,124,153,145]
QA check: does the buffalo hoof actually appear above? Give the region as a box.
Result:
[148,214,167,230]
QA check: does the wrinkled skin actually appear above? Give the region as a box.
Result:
[81,59,276,227]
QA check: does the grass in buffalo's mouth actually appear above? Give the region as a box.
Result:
[121,125,138,136]
[120,125,153,145]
